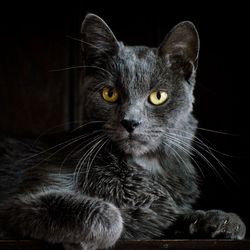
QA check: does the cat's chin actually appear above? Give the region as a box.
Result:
[118,139,151,156]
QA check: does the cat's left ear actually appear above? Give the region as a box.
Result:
[81,13,119,64]
[158,21,200,79]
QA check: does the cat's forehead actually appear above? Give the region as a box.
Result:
[118,45,156,66]
[116,45,157,92]
[123,45,155,58]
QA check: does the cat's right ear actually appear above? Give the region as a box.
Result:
[81,14,119,64]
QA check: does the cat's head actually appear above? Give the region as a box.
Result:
[80,13,199,156]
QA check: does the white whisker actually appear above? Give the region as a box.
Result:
[164,134,204,177]
[73,135,103,181]
[49,65,113,77]
[196,127,238,136]
[82,137,109,192]
[19,133,92,163]
[165,130,237,185]
[71,120,104,133]
[66,35,112,57]
[73,134,107,186]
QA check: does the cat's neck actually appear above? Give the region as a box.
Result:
[125,146,195,177]
[128,154,163,175]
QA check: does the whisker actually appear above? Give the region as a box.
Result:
[196,127,238,136]
[32,120,86,146]
[197,127,239,136]
[67,36,103,50]
[78,136,106,191]
[73,134,104,179]
[87,137,110,173]
[165,132,234,185]
[58,134,103,175]
[71,120,104,133]
[165,134,205,177]
[167,130,237,178]
[162,140,189,170]
[73,134,106,184]
[49,65,113,77]
[34,133,102,169]
[168,128,238,157]
[66,35,114,58]
[83,82,109,107]
[18,133,93,163]
[82,137,109,192]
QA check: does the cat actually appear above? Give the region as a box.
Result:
[0,13,246,250]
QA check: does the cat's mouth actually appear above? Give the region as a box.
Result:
[113,132,147,144]
[127,133,144,142]
[112,134,151,156]
[104,125,155,155]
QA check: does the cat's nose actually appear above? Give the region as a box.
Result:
[121,119,141,133]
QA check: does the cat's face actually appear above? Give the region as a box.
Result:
[80,14,199,156]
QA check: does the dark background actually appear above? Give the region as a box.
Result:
[0,1,249,237]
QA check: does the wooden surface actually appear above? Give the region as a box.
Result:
[0,240,250,250]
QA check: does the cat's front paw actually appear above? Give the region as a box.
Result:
[63,202,123,250]
[189,210,246,240]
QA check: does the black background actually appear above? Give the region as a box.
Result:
[0,1,249,237]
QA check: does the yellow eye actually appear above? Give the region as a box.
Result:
[102,87,119,103]
[149,90,168,105]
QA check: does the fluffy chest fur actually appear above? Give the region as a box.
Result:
[73,150,198,210]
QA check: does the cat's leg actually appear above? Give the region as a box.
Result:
[173,209,246,240]
[0,190,123,250]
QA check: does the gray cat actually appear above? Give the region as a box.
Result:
[0,13,246,250]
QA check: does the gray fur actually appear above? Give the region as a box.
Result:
[0,13,246,250]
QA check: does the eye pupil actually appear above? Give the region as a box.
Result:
[108,89,113,97]
[156,91,161,100]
